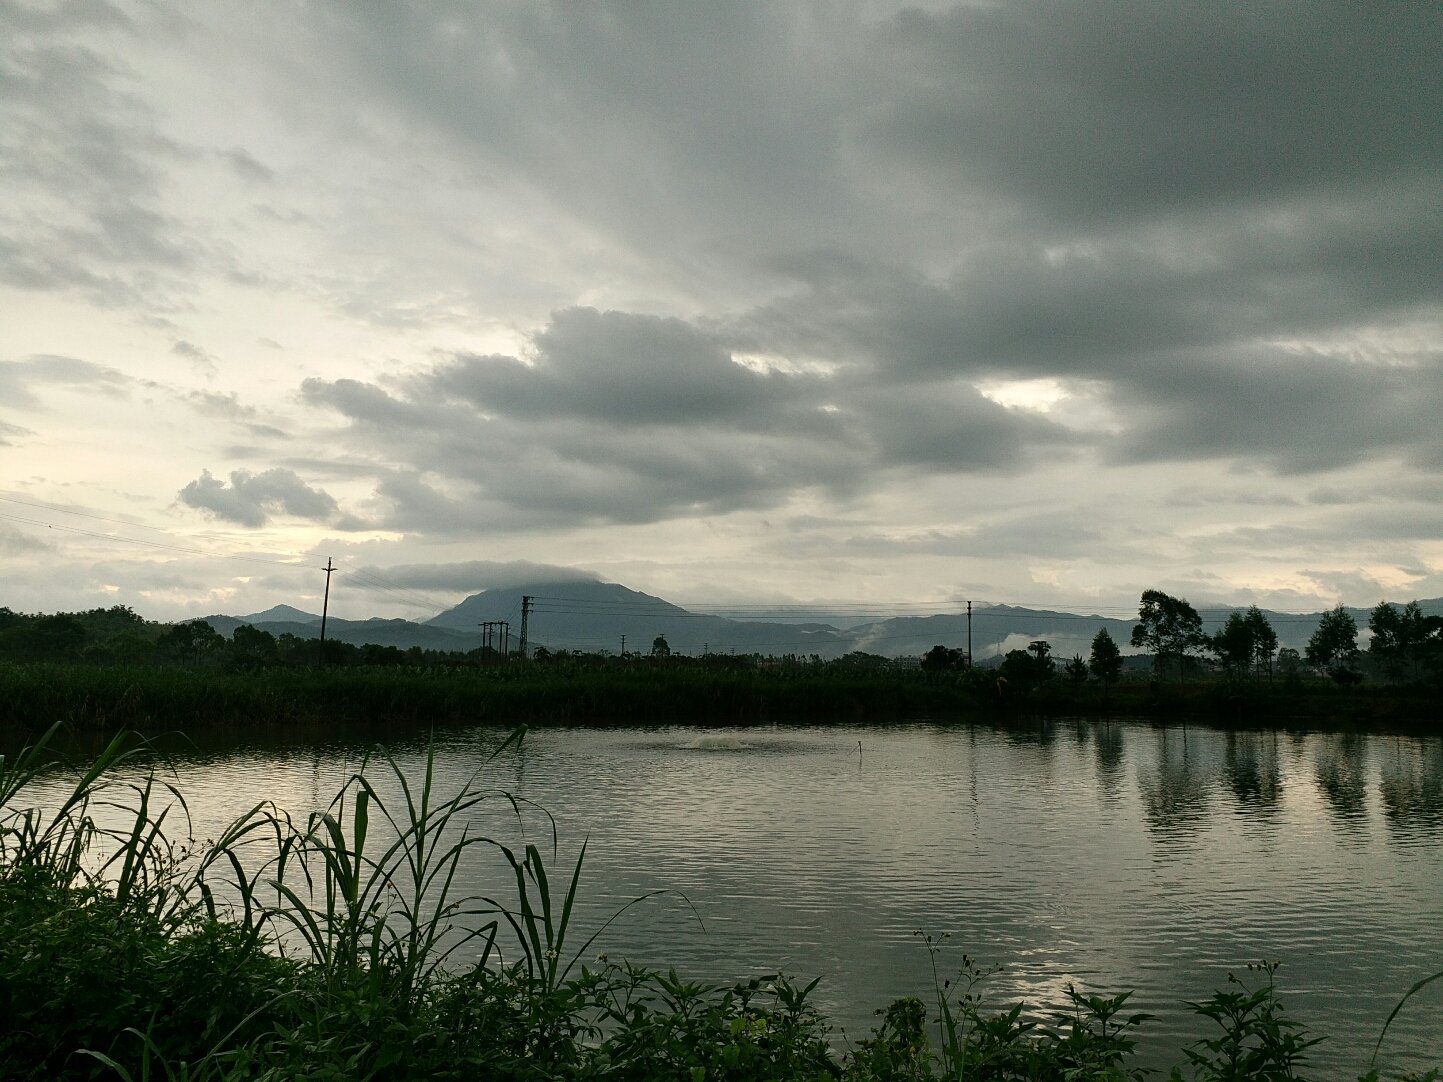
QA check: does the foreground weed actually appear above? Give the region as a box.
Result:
[847,935,1152,1081]
[1171,961,1319,1081]
[248,731,528,1008]
[1370,966,1443,1077]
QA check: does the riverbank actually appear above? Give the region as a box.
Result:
[1,661,1439,738]
[4,726,1434,1081]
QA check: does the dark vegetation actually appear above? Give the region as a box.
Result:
[1,594,1441,734]
[3,723,1439,1081]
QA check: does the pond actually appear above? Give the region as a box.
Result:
[20,717,1443,1075]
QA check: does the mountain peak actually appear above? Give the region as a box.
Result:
[242,604,321,624]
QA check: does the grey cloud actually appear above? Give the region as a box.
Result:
[185,390,255,420]
[1298,569,1392,604]
[172,340,218,376]
[0,418,34,444]
[0,19,202,306]
[1107,349,1443,472]
[307,5,868,273]
[300,306,1080,534]
[219,146,273,182]
[301,377,436,432]
[784,505,1124,564]
[1165,486,1300,510]
[352,560,599,593]
[749,218,1438,384]
[742,235,1443,472]
[850,380,1079,472]
[864,2,1443,228]
[429,308,784,427]
[0,354,133,409]
[178,468,362,529]
[0,524,53,555]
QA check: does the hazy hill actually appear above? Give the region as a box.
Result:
[197,581,1443,662]
[244,604,320,624]
[844,605,1140,663]
[201,613,485,651]
[428,580,852,656]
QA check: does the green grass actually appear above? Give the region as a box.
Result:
[2,722,1440,1080]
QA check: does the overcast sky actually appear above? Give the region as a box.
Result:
[2,0,1440,623]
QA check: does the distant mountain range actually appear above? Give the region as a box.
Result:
[200,582,1443,662]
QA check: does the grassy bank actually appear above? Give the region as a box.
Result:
[2,724,1439,1080]
[1,661,1440,738]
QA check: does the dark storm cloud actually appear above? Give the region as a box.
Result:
[300,307,1082,533]
[429,309,781,426]
[1107,349,1443,472]
[865,1,1443,226]
[752,190,1440,374]
[143,2,1441,501]
[849,380,1074,471]
[177,468,364,530]
[304,4,867,269]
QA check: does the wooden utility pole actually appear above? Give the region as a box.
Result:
[967,600,972,668]
[318,557,335,665]
[519,595,531,658]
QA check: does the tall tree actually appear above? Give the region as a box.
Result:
[157,619,226,666]
[920,645,965,672]
[1063,654,1088,684]
[1212,606,1278,678]
[1131,589,1204,678]
[1089,628,1124,687]
[1245,606,1279,679]
[1369,600,1426,683]
[1210,611,1255,675]
[1305,605,1360,682]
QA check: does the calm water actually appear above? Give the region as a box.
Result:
[21,718,1443,1075]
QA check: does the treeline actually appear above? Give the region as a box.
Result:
[1123,589,1443,687]
[0,606,904,674]
[919,590,1443,694]
[2,600,1439,733]
[0,605,507,670]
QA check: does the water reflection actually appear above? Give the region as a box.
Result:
[1314,733,1369,825]
[1378,737,1443,836]
[998,716,1059,748]
[1137,727,1214,835]
[1222,731,1282,811]
[1093,722,1126,797]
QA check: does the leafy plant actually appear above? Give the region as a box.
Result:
[1173,962,1320,1081]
